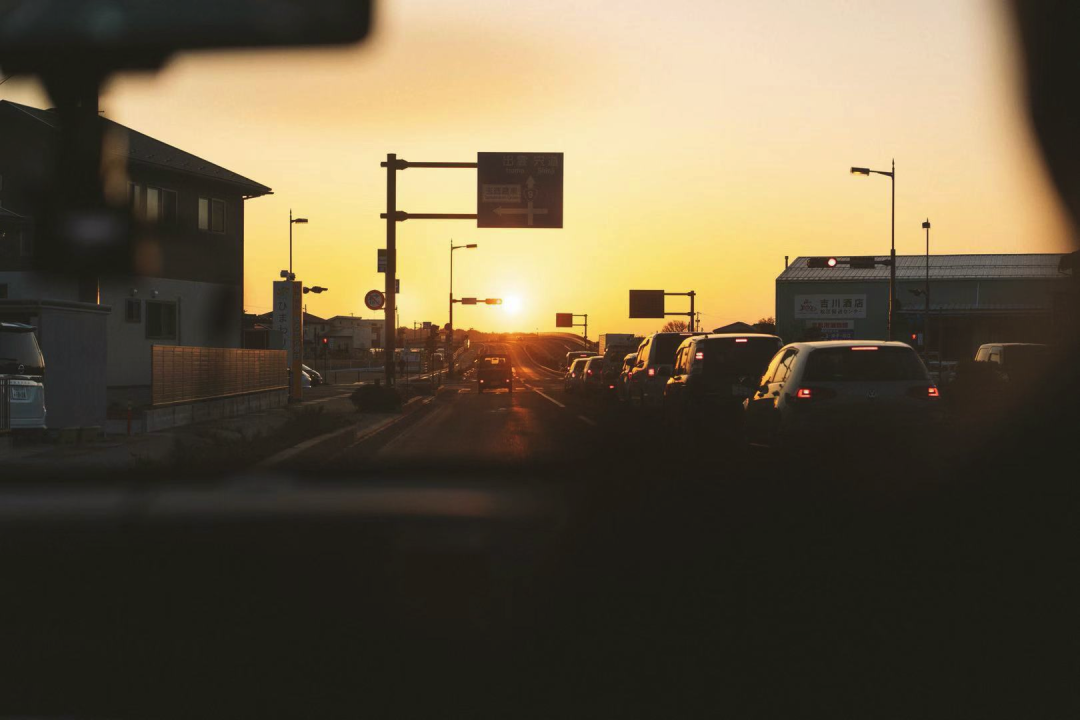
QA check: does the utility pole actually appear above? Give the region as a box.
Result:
[384,153,397,385]
[923,218,931,356]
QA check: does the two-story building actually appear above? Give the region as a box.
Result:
[327,315,382,357]
[0,100,271,424]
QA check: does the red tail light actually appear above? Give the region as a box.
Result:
[795,387,836,400]
[909,385,940,398]
[734,338,748,343]
[608,384,615,389]
[851,346,879,351]
[928,386,939,397]
[695,351,704,360]
[647,367,655,377]
[587,370,593,376]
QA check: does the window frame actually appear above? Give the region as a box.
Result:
[145,300,178,341]
[125,298,142,324]
[771,349,798,384]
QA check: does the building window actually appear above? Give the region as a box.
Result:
[129,182,143,219]
[146,300,177,340]
[198,197,226,233]
[125,298,142,323]
[145,187,178,225]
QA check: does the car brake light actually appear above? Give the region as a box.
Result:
[587,370,593,376]
[647,367,655,377]
[695,351,704,360]
[796,388,813,399]
[795,387,836,400]
[909,385,940,398]
[609,384,615,389]
[851,346,879,351]
[480,379,484,383]
[928,386,939,397]
[734,338,748,343]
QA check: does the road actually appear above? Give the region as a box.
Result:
[323,339,617,466]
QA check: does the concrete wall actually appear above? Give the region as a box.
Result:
[139,388,288,434]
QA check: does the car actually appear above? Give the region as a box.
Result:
[565,350,593,371]
[302,364,324,386]
[743,340,942,448]
[626,332,697,408]
[477,354,512,393]
[564,357,589,393]
[0,322,47,430]
[974,343,1051,385]
[580,356,607,397]
[617,352,637,402]
[663,333,783,429]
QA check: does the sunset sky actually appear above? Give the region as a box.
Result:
[2,0,1073,336]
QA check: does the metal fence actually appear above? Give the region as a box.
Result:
[0,378,9,433]
[151,346,288,407]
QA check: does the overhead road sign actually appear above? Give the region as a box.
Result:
[555,313,573,328]
[629,290,666,319]
[477,153,563,229]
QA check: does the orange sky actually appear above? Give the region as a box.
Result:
[2,0,1073,336]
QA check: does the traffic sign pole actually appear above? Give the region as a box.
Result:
[385,153,397,386]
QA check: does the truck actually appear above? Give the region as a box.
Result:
[597,334,644,395]
[598,334,638,358]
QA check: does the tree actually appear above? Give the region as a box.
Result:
[660,320,688,332]
[754,315,777,335]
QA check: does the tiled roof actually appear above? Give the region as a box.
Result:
[779,254,1069,282]
[1,101,271,196]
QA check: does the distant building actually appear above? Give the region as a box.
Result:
[0,101,271,422]
[776,253,1073,360]
[326,315,382,356]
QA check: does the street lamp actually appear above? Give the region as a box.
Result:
[289,209,309,276]
[448,240,477,379]
[850,160,896,340]
[922,219,931,355]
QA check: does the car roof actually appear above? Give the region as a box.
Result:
[689,333,781,342]
[0,322,36,332]
[784,340,915,351]
[977,342,1049,348]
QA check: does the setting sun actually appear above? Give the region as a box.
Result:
[503,295,523,316]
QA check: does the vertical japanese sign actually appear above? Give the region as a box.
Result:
[274,280,304,399]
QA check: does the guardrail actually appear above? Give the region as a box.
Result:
[151,346,288,407]
[0,378,9,434]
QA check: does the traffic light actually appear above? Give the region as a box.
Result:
[484,298,502,305]
[848,257,877,270]
[321,336,328,346]
[807,257,839,269]
[303,286,329,294]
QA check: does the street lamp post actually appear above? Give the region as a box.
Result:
[289,209,309,276]
[448,240,477,379]
[922,219,931,355]
[851,160,896,340]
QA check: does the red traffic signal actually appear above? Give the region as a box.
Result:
[807,257,839,269]
[321,336,328,345]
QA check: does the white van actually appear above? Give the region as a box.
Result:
[1,322,46,430]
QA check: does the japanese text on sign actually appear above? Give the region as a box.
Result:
[794,295,867,319]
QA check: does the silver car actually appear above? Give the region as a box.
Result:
[744,341,942,447]
[1,322,46,430]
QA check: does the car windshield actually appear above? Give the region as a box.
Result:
[803,347,929,382]
[701,338,780,377]
[0,328,44,375]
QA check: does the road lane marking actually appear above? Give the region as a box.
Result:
[527,384,565,408]
[577,415,596,426]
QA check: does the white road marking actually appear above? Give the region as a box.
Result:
[525,384,566,408]
[577,415,596,426]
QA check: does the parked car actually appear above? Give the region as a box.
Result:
[477,354,512,393]
[581,356,608,397]
[301,370,312,390]
[626,332,696,408]
[0,322,47,430]
[617,352,637,402]
[302,364,324,386]
[663,333,783,428]
[744,341,941,448]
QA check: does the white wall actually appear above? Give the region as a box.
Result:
[100,276,241,387]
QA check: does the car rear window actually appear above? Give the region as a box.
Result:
[649,335,687,365]
[0,328,45,376]
[803,347,928,382]
[481,356,507,366]
[700,338,781,376]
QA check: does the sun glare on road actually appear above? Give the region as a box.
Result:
[503,295,523,315]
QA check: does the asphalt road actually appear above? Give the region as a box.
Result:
[324,340,612,467]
